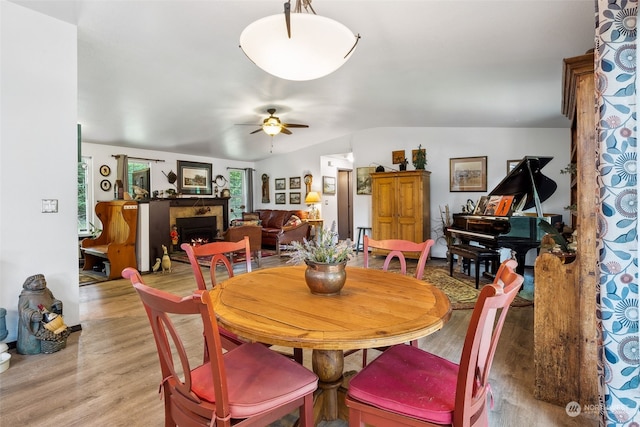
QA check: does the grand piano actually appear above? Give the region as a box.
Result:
[446,156,562,275]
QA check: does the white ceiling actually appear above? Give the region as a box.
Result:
[14,0,596,162]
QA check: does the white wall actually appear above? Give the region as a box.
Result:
[1,2,78,340]
[81,142,254,223]
[256,127,571,259]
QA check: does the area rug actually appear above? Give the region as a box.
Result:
[421,266,533,310]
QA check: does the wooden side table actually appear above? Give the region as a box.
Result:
[304,219,324,240]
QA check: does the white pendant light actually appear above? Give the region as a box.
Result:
[240,1,360,81]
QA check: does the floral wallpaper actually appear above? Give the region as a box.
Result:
[596,1,639,425]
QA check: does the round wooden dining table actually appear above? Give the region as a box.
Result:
[209,265,452,424]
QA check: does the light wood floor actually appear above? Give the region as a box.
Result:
[0,253,598,427]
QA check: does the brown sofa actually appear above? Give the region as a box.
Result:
[243,209,311,253]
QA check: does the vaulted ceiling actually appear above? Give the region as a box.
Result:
[14,0,596,161]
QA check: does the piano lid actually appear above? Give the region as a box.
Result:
[488,156,557,212]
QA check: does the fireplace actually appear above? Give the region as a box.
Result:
[176,216,217,247]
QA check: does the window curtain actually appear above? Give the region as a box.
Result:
[595,1,638,425]
[115,154,128,196]
[245,168,254,213]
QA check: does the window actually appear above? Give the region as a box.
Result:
[78,156,93,235]
[127,159,151,199]
[229,170,247,220]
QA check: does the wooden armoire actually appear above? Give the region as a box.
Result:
[533,52,598,409]
[371,170,431,247]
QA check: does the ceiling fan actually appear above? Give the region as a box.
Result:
[241,108,309,136]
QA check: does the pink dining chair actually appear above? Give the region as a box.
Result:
[122,267,317,427]
[181,239,303,364]
[358,236,435,366]
[181,238,252,350]
[363,235,434,280]
[345,259,524,427]
[181,238,252,290]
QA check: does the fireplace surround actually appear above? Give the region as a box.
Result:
[176,216,217,247]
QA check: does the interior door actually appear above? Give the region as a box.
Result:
[337,170,353,240]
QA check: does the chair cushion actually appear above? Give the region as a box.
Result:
[348,344,458,425]
[191,343,318,418]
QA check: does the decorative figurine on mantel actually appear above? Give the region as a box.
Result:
[17,274,67,354]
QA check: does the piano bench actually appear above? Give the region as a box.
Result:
[448,244,501,289]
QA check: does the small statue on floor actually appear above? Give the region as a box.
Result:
[17,274,62,354]
[152,258,161,273]
[161,245,172,273]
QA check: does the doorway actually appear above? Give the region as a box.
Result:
[337,169,353,241]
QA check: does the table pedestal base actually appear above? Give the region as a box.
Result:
[312,349,345,423]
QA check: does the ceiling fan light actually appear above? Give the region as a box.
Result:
[240,13,359,81]
[263,121,282,136]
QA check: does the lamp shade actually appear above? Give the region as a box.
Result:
[305,191,321,204]
[240,13,359,81]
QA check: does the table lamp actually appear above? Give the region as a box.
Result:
[305,191,321,219]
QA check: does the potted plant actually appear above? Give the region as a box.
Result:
[413,144,427,170]
[289,226,354,295]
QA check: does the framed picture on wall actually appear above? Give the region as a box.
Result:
[290,192,301,204]
[356,167,375,195]
[449,156,487,192]
[177,160,212,195]
[323,176,336,195]
[275,192,286,204]
[392,150,406,164]
[275,178,286,190]
[289,177,301,189]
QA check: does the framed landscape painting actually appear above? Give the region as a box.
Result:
[177,161,212,195]
[449,156,487,192]
[289,177,301,189]
[323,176,336,195]
[356,167,375,195]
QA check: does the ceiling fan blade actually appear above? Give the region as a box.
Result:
[282,123,309,128]
[249,128,263,134]
[280,127,292,135]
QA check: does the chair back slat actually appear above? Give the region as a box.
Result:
[364,236,435,279]
[181,237,251,290]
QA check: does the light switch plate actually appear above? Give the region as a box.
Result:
[42,199,58,213]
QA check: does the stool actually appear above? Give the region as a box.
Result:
[448,244,500,288]
[355,227,372,254]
